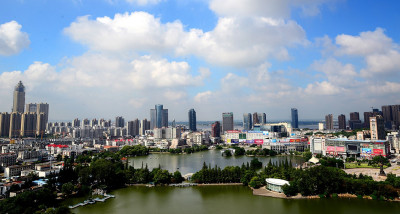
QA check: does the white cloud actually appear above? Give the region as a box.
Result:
[125,0,162,6]
[0,21,30,56]
[64,12,307,67]
[311,58,357,85]
[209,0,340,18]
[336,28,394,56]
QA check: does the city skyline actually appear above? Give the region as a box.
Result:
[1,1,400,121]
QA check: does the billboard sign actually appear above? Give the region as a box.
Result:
[336,147,345,152]
[246,140,254,144]
[362,148,372,154]
[373,149,383,155]
[263,131,269,136]
[326,146,335,152]
[254,139,264,145]
[231,139,239,144]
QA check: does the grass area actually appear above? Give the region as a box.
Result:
[345,163,388,169]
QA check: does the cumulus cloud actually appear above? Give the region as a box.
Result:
[209,0,340,18]
[311,58,357,85]
[65,12,307,67]
[125,0,162,6]
[0,21,30,56]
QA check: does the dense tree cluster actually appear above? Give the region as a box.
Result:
[245,148,277,156]
[168,145,208,154]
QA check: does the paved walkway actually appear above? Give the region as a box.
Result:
[343,165,400,181]
[252,187,303,199]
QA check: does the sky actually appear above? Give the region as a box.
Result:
[0,0,400,122]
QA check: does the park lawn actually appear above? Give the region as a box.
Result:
[345,163,388,169]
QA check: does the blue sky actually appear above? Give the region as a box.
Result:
[0,0,400,121]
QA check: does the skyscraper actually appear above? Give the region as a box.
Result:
[150,104,168,129]
[243,113,252,130]
[325,114,333,130]
[257,113,267,124]
[349,112,362,130]
[115,116,125,128]
[222,112,234,132]
[211,121,221,137]
[291,108,298,129]
[252,113,259,125]
[370,115,385,140]
[188,109,197,131]
[12,81,25,113]
[0,113,11,137]
[9,112,21,138]
[338,114,346,130]
[128,119,140,136]
[21,112,37,137]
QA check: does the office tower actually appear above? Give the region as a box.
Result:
[90,118,98,127]
[243,113,252,130]
[258,113,267,124]
[382,105,392,122]
[363,112,373,128]
[338,114,346,129]
[12,81,25,113]
[9,112,22,138]
[139,119,147,135]
[21,112,37,137]
[26,103,37,113]
[291,108,298,129]
[188,109,197,131]
[222,112,234,132]
[392,105,400,129]
[115,116,125,128]
[73,118,80,127]
[370,115,385,140]
[325,114,333,130]
[211,121,221,137]
[150,104,168,129]
[36,113,46,136]
[171,119,176,128]
[0,113,11,137]
[36,103,49,125]
[82,118,90,127]
[128,119,139,136]
[252,112,259,125]
[349,112,362,130]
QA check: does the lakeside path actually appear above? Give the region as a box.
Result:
[252,186,304,199]
[343,165,400,181]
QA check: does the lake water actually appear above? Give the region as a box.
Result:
[72,186,400,214]
[128,150,304,175]
[69,151,400,214]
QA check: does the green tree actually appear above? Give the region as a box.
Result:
[61,182,74,197]
[302,151,312,162]
[249,176,263,189]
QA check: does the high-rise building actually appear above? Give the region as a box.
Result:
[291,108,298,129]
[21,112,37,137]
[12,81,25,113]
[139,119,150,135]
[258,113,267,124]
[188,109,197,132]
[90,118,98,127]
[115,116,125,128]
[252,113,259,125]
[222,112,234,132]
[325,114,333,130]
[392,105,400,129]
[363,112,373,128]
[73,118,80,127]
[338,114,346,129]
[243,113,252,130]
[370,115,385,140]
[36,113,46,136]
[82,118,90,127]
[150,104,168,129]
[9,112,22,138]
[26,103,49,133]
[0,113,11,137]
[211,121,221,137]
[349,112,362,130]
[128,119,140,136]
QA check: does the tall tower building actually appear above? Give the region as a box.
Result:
[115,116,125,128]
[222,112,234,132]
[370,115,385,140]
[73,118,81,127]
[243,113,252,130]
[349,112,362,130]
[0,113,11,137]
[21,112,37,137]
[252,113,259,125]
[128,119,140,136]
[150,104,168,129]
[9,112,22,138]
[325,114,334,130]
[291,108,298,129]
[37,113,46,136]
[12,81,25,113]
[211,121,221,137]
[338,114,346,130]
[188,109,197,131]
[257,113,267,124]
